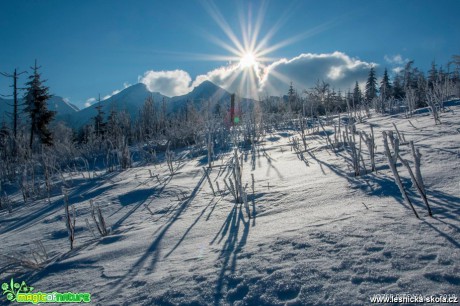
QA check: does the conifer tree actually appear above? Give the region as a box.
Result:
[353,81,362,105]
[0,121,11,160]
[140,95,156,140]
[428,60,438,89]
[287,82,295,112]
[392,74,405,100]
[24,60,55,150]
[380,68,392,102]
[93,95,106,138]
[365,66,378,103]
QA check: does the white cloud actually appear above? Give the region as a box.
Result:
[260,52,375,96]
[103,82,131,100]
[84,97,96,108]
[392,66,404,74]
[384,54,409,75]
[384,54,406,65]
[139,70,192,97]
[191,63,262,98]
[138,51,376,99]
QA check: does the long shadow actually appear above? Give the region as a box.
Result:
[7,241,103,288]
[308,147,460,250]
[0,170,124,236]
[109,171,207,295]
[164,197,222,258]
[422,221,460,248]
[305,149,326,175]
[426,189,460,223]
[206,197,222,221]
[110,174,173,232]
[5,180,174,291]
[305,147,413,209]
[213,204,250,306]
[211,205,237,246]
[261,147,284,180]
[118,188,157,206]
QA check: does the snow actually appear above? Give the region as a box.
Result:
[1,105,459,305]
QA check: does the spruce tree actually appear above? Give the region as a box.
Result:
[0,121,11,160]
[380,68,392,101]
[365,66,378,103]
[287,82,295,112]
[392,74,405,100]
[93,95,106,138]
[24,60,55,150]
[428,60,438,89]
[353,81,362,105]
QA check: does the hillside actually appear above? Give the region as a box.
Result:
[60,81,248,129]
[1,81,258,130]
[0,96,79,124]
[0,105,459,305]
[169,80,232,111]
[64,83,168,128]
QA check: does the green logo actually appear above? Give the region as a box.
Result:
[2,278,91,304]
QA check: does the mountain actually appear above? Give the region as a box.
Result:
[67,81,237,129]
[1,81,256,130]
[169,80,232,112]
[0,95,79,124]
[65,83,169,128]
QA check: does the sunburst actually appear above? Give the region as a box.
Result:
[189,1,339,99]
[239,52,257,69]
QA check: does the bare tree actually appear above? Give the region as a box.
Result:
[1,69,27,139]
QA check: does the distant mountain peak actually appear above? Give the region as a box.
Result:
[192,80,223,92]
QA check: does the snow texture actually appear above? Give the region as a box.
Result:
[1,105,459,305]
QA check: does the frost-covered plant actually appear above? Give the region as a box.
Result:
[30,240,48,264]
[399,141,432,216]
[2,191,13,213]
[225,177,237,203]
[144,203,154,216]
[382,131,419,218]
[232,148,243,203]
[90,200,108,237]
[85,218,97,239]
[344,124,361,176]
[360,125,376,172]
[165,145,174,174]
[63,187,76,250]
[203,167,216,196]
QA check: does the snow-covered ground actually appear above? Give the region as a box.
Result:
[1,105,459,305]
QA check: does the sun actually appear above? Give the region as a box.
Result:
[239,52,258,69]
[198,1,329,98]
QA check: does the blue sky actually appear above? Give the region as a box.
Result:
[1,0,459,109]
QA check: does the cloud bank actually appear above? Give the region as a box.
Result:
[139,70,193,97]
[261,52,374,96]
[139,51,376,99]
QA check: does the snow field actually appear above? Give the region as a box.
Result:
[1,105,459,305]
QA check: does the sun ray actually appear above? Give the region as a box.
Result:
[206,34,244,57]
[251,1,300,55]
[191,1,343,98]
[249,0,268,52]
[200,0,245,54]
[257,20,339,57]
